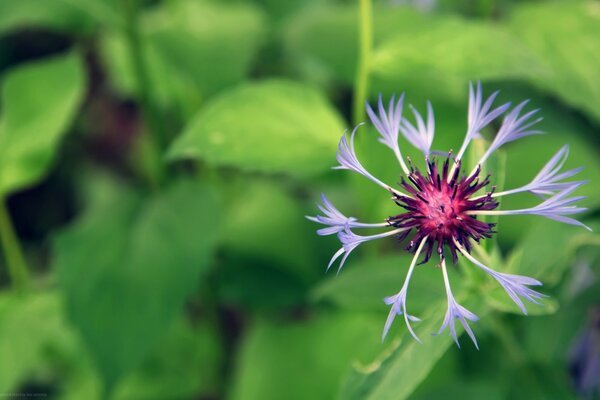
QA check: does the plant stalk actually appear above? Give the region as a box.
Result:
[121,0,167,187]
[353,0,373,125]
[0,199,29,291]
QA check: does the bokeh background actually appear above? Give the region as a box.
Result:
[0,0,599,399]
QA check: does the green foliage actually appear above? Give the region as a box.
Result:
[0,53,85,196]
[0,0,115,35]
[54,178,220,390]
[338,296,484,400]
[0,291,64,391]
[509,2,600,123]
[0,0,598,399]
[372,17,548,101]
[230,312,382,400]
[101,1,265,113]
[168,80,346,177]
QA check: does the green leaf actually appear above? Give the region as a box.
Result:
[0,291,65,391]
[101,1,265,111]
[0,0,115,35]
[113,318,223,399]
[312,256,485,400]
[372,17,548,101]
[311,255,444,313]
[55,178,220,390]
[487,89,600,243]
[484,285,559,316]
[230,312,383,400]
[283,4,426,85]
[220,178,318,280]
[167,80,346,178]
[505,219,600,286]
[338,295,486,400]
[0,52,85,196]
[508,2,600,123]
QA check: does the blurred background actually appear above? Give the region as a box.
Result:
[0,0,599,399]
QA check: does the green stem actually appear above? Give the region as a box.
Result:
[353,0,373,125]
[0,199,29,291]
[121,0,166,187]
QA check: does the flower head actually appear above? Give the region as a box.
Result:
[308,82,589,348]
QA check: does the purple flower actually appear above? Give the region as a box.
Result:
[309,82,588,348]
[366,94,409,174]
[435,257,479,349]
[493,145,585,198]
[382,237,428,342]
[400,102,435,156]
[569,308,600,396]
[455,239,545,315]
[305,193,389,236]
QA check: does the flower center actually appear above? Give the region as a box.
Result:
[388,157,498,264]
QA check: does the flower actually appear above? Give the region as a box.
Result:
[308,82,588,347]
[569,308,600,397]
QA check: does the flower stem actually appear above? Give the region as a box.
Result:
[0,199,29,291]
[353,0,373,126]
[121,0,166,187]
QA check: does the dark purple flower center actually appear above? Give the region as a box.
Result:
[388,156,498,264]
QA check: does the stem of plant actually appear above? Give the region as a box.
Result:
[353,0,373,126]
[121,0,167,188]
[0,199,29,291]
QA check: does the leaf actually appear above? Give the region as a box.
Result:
[283,4,426,85]
[101,1,265,110]
[311,255,444,313]
[55,178,220,390]
[484,285,559,316]
[485,89,600,243]
[220,178,319,280]
[146,1,266,96]
[0,52,85,196]
[508,2,600,123]
[338,295,487,400]
[112,318,223,399]
[230,312,383,400]
[0,0,116,35]
[505,219,600,286]
[372,17,549,101]
[167,80,346,178]
[0,291,65,391]
[312,256,485,400]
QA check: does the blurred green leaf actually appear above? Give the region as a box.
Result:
[55,178,219,390]
[168,80,346,178]
[283,4,426,85]
[487,89,600,243]
[484,285,559,316]
[0,291,64,392]
[230,312,382,400]
[113,318,223,399]
[312,256,485,400]
[505,220,600,286]
[0,52,85,196]
[57,315,223,400]
[312,255,444,313]
[101,1,265,112]
[147,1,265,96]
[220,179,318,280]
[372,17,548,101]
[338,296,485,400]
[509,2,600,123]
[0,0,115,35]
